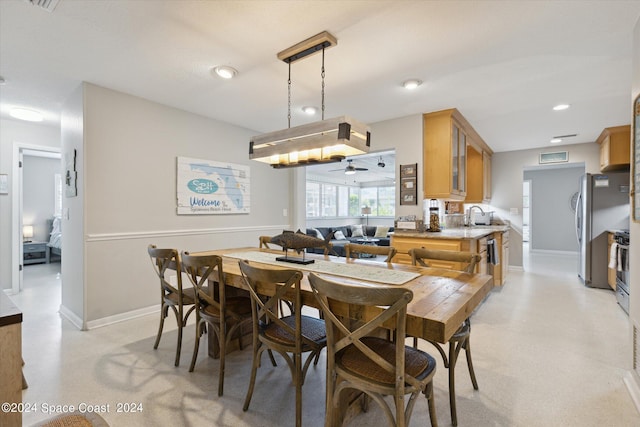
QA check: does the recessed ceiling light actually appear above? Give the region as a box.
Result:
[301,106,317,115]
[402,79,422,90]
[10,108,43,122]
[550,138,562,143]
[212,65,238,79]
[553,104,570,111]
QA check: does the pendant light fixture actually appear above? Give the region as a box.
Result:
[249,31,371,169]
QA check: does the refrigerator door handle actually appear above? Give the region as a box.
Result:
[575,191,582,244]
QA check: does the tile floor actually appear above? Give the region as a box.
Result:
[13,250,640,427]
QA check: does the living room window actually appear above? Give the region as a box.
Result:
[306,181,395,218]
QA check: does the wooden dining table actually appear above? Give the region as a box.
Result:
[193,247,494,357]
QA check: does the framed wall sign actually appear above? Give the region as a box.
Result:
[633,94,640,222]
[177,156,250,215]
[539,151,568,164]
[400,163,417,205]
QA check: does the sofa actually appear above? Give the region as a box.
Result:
[305,225,394,257]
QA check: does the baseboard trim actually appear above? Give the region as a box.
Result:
[624,371,640,414]
[508,265,524,272]
[529,249,578,256]
[86,225,290,242]
[85,304,158,330]
[59,304,85,331]
[3,288,17,296]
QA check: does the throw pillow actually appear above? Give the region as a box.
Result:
[350,224,364,238]
[334,230,347,240]
[311,228,323,239]
[374,226,390,238]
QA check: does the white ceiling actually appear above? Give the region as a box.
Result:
[1,0,639,154]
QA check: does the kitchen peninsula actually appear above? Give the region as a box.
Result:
[392,225,510,285]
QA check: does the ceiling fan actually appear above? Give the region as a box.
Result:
[330,159,368,175]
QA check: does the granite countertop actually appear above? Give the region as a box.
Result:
[0,292,22,327]
[393,225,510,240]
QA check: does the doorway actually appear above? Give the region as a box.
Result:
[521,163,585,268]
[11,143,62,294]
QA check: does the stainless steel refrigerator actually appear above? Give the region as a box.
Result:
[576,172,629,288]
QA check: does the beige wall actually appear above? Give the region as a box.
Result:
[64,83,291,327]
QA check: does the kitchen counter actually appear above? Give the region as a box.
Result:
[0,292,23,427]
[393,225,510,240]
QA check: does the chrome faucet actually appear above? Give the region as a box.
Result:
[467,205,485,226]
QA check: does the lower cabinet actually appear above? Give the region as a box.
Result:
[607,232,616,290]
[391,232,507,285]
[492,231,509,286]
[391,235,483,273]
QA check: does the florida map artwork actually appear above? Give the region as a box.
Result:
[177,157,250,215]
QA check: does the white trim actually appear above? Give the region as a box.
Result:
[529,249,579,256]
[86,225,290,242]
[59,303,85,330]
[624,371,640,414]
[3,288,17,296]
[508,265,524,272]
[85,304,158,330]
[12,142,62,295]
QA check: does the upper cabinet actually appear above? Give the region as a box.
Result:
[466,146,492,203]
[423,109,493,201]
[597,125,630,172]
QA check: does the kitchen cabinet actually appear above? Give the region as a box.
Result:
[607,232,616,290]
[466,146,492,203]
[0,293,23,427]
[424,108,493,201]
[423,109,466,200]
[597,125,630,172]
[482,151,492,201]
[492,230,509,285]
[391,234,465,267]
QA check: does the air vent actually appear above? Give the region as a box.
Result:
[24,0,59,12]
[552,133,578,139]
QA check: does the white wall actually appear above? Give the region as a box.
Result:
[368,114,423,218]
[492,143,600,266]
[0,119,60,290]
[69,83,291,327]
[523,165,584,252]
[23,156,60,242]
[60,84,85,325]
[628,16,640,390]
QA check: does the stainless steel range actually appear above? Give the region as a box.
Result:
[615,230,630,314]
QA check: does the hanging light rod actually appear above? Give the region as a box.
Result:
[250,31,370,169]
[277,31,337,64]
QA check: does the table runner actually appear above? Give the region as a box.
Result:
[223,251,420,285]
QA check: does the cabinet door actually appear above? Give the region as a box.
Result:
[452,124,459,192]
[483,151,491,201]
[459,131,466,195]
[607,233,616,290]
[600,136,610,170]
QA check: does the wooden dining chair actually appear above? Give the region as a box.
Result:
[258,235,273,249]
[147,245,196,367]
[238,260,327,427]
[308,272,438,427]
[181,252,252,396]
[408,247,481,426]
[344,243,397,263]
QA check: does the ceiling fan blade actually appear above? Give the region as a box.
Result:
[355,167,368,171]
